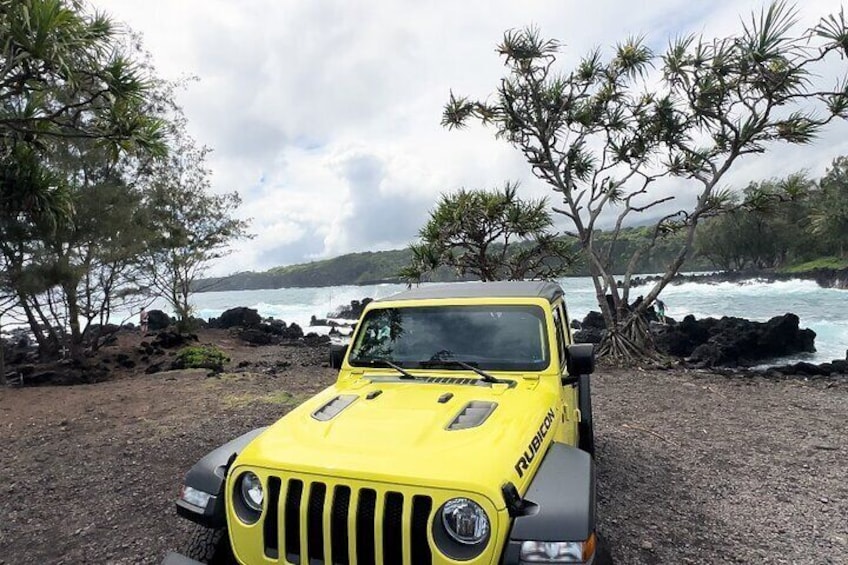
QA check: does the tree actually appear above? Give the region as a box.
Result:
[0,0,166,361]
[143,127,251,333]
[442,2,848,360]
[696,173,818,270]
[0,136,160,360]
[401,183,573,283]
[1,0,164,222]
[813,156,848,257]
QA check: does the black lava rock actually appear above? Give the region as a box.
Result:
[655,313,816,368]
[239,328,273,345]
[217,307,262,329]
[146,310,171,331]
[328,298,373,320]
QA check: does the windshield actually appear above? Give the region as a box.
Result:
[348,304,550,371]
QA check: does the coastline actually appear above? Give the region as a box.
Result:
[630,267,848,290]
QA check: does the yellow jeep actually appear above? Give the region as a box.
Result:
[164,281,608,565]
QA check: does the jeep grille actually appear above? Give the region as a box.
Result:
[263,475,433,565]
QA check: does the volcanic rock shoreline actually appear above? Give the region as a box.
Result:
[573,310,847,375]
[3,299,846,387]
[630,267,848,290]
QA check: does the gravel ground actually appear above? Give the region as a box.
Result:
[0,337,845,564]
[593,369,847,564]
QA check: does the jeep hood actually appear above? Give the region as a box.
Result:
[236,376,561,505]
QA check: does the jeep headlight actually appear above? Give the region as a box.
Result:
[441,497,489,544]
[432,497,491,560]
[240,471,264,511]
[233,471,264,524]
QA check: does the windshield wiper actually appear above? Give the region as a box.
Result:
[366,358,418,380]
[420,355,503,384]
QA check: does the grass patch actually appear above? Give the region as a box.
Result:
[220,390,310,409]
[781,256,848,273]
[173,345,229,373]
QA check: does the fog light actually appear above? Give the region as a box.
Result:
[519,539,588,563]
[180,485,212,510]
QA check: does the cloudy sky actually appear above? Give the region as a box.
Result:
[96,0,848,275]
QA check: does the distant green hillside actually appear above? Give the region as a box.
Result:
[196,227,715,292]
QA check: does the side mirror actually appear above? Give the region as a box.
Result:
[566,343,595,376]
[329,344,348,369]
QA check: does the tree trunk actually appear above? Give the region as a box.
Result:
[0,314,5,386]
[597,314,664,364]
[18,297,58,359]
[64,283,84,362]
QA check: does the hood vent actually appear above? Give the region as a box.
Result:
[312,395,358,421]
[423,377,480,386]
[447,401,497,430]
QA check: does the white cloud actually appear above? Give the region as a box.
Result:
[94,0,848,275]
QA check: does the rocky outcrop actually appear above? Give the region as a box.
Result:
[768,359,848,376]
[230,319,303,345]
[328,298,373,320]
[238,328,274,345]
[654,313,816,368]
[630,268,848,290]
[146,310,171,331]
[214,307,261,329]
[151,331,198,349]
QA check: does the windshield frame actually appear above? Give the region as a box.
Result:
[347,301,553,372]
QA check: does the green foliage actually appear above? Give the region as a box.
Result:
[401,183,573,283]
[195,226,714,292]
[173,345,230,373]
[781,257,848,273]
[143,122,251,330]
[812,156,848,256]
[442,1,848,360]
[696,160,848,269]
[0,0,169,360]
[0,0,165,223]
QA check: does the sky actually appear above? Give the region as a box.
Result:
[95,0,848,276]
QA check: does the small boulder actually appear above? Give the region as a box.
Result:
[574,328,605,344]
[304,333,330,346]
[281,323,304,340]
[152,331,198,349]
[328,298,373,320]
[239,328,273,345]
[218,307,261,329]
[310,315,330,327]
[146,310,171,331]
[262,320,287,336]
[581,311,606,330]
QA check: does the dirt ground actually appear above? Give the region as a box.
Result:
[0,335,846,564]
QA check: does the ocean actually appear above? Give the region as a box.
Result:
[174,277,848,366]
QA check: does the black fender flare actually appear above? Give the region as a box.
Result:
[175,427,268,528]
[502,442,596,563]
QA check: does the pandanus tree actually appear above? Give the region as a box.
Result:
[442,1,848,361]
[0,0,166,359]
[400,182,573,283]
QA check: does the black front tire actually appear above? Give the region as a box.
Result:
[185,525,236,565]
[595,533,614,564]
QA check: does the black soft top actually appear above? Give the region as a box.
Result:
[379,280,564,304]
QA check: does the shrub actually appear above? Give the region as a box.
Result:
[173,345,229,374]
